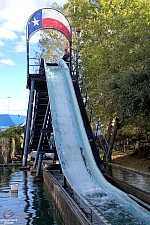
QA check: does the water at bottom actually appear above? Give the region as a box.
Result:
[0,167,65,225]
[85,189,149,225]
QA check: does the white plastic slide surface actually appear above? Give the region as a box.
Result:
[45,59,150,225]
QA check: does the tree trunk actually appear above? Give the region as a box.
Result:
[103,118,113,163]
[106,118,113,143]
[107,117,120,163]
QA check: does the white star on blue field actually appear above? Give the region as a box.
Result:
[31,17,40,26]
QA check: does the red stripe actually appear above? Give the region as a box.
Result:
[42,18,71,40]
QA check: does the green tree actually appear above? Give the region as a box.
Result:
[0,126,24,159]
[106,70,150,133]
[64,0,150,106]
[63,0,150,161]
[107,72,150,119]
[65,0,150,73]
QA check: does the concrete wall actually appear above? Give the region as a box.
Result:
[43,169,92,225]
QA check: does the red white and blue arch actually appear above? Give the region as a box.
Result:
[27,8,71,41]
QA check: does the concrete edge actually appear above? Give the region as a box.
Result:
[43,169,93,225]
[107,163,150,176]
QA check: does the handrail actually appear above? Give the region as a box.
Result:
[74,66,110,159]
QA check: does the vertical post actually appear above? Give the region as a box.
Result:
[63,176,67,189]
[22,79,35,168]
[26,40,29,85]
[69,28,72,75]
[36,153,43,178]
[76,30,81,81]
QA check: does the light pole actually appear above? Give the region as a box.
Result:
[7,97,11,114]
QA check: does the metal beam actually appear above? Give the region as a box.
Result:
[22,79,35,167]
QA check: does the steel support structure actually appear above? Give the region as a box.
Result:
[22,79,35,167]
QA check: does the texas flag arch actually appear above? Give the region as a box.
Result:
[27,8,71,41]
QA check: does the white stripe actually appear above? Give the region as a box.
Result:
[42,8,70,32]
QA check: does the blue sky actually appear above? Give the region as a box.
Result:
[0,0,66,116]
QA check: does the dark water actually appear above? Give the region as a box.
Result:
[0,167,65,225]
[105,164,150,193]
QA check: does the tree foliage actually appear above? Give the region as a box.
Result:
[63,0,150,155]
[107,72,150,119]
[64,0,150,105]
[65,0,150,73]
[0,126,24,156]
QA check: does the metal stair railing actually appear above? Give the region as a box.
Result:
[73,30,110,159]
[76,71,110,159]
